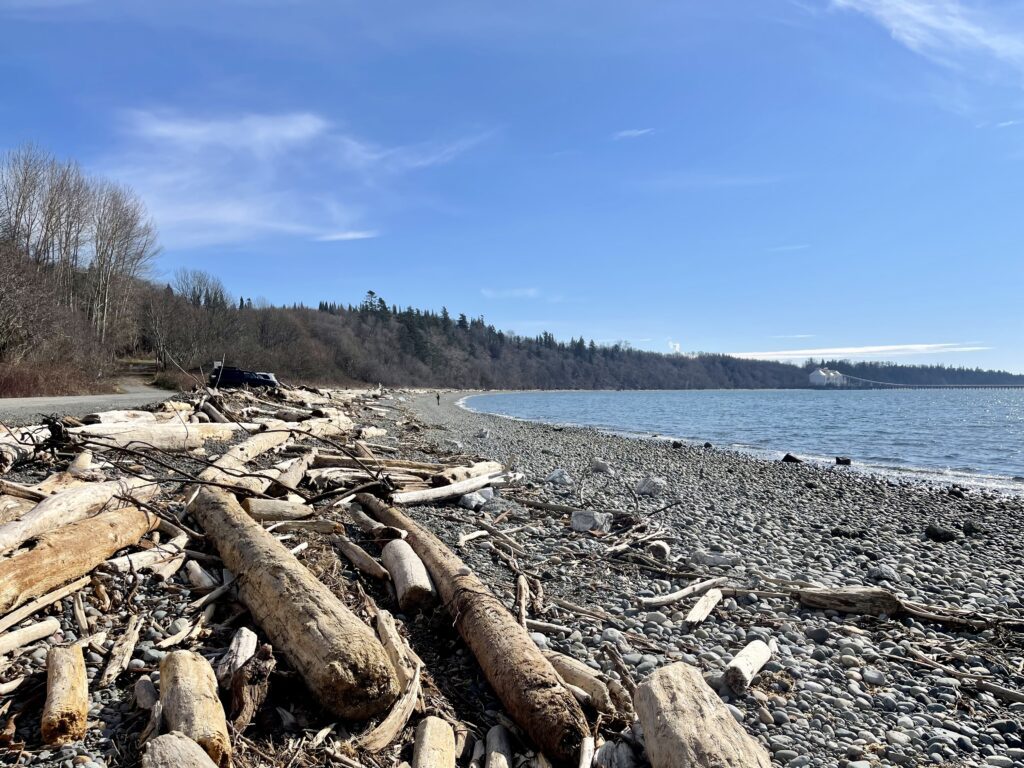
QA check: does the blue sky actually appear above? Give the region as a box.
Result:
[2,1,1023,371]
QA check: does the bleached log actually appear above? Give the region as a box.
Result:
[0,425,48,473]
[188,488,398,719]
[106,529,189,576]
[391,472,521,505]
[543,651,616,715]
[201,403,229,424]
[142,731,219,768]
[82,410,158,424]
[431,461,503,487]
[241,498,312,521]
[0,576,89,634]
[160,651,231,767]
[215,627,258,688]
[332,535,390,580]
[486,724,515,768]
[69,422,248,451]
[185,560,218,591]
[634,663,771,768]
[199,423,292,494]
[412,716,456,768]
[313,454,446,472]
[0,476,160,556]
[98,614,142,687]
[723,639,775,694]
[638,576,728,609]
[273,451,316,492]
[375,609,416,689]
[0,494,35,525]
[41,646,88,744]
[0,616,61,655]
[0,506,158,614]
[381,539,436,612]
[684,588,723,626]
[795,586,903,616]
[356,494,588,764]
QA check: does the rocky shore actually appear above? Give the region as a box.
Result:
[399,391,1024,767]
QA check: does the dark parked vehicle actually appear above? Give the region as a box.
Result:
[209,364,279,388]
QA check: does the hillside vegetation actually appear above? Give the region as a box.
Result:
[2,143,1022,395]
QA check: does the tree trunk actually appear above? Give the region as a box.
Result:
[188,488,398,720]
[0,477,159,555]
[381,539,436,612]
[355,494,588,765]
[0,506,158,614]
[633,663,771,768]
[159,651,231,767]
[41,646,89,745]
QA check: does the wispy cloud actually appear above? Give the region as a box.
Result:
[613,128,654,140]
[481,287,541,299]
[831,0,1024,75]
[100,109,487,248]
[729,341,991,360]
[996,119,1022,128]
[767,243,810,252]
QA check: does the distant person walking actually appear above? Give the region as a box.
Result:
[436,392,441,406]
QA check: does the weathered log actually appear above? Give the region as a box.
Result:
[199,423,291,494]
[0,477,49,502]
[0,425,48,473]
[82,410,159,424]
[723,639,775,694]
[185,561,218,591]
[98,614,142,687]
[0,494,35,525]
[381,539,436,612]
[41,646,89,744]
[638,576,728,609]
[391,472,520,505]
[273,451,316,492]
[160,651,231,767]
[485,724,515,768]
[0,577,89,634]
[633,663,771,768]
[356,494,588,764]
[142,731,219,768]
[188,488,398,719]
[430,461,503,487]
[229,643,276,732]
[684,588,723,627]
[0,616,61,655]
[69,422,246,451]
[215,627,258,687]
[200,403,230,424]
[332,535,390,580]
[413,716,456,768]
[0,506,158,614]
[240,498,312,521]
[542,651,616,716]
[795,586,903,616]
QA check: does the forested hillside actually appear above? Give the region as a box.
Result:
[3,143,1022,395]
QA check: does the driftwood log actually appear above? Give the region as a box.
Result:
[684,588,723,626]
[142,731,219,768]
[634,662,771,768]
[723,639,774,694]
[69,422,246,451]
[0,506,158,614]
[240,498,312,521]
[189,488,399,719]
[0,616,61,655]
[430,461,503,487]
[160,651,231,767]
[412,716,456,768]
[41,646,89,744]
[543,650,616,716]
[381,539,436,612]
[356,494,588,764]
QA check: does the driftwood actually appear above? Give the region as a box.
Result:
[795,586,902,615]
[229,643,276,732]
[0,577,90,634]
[543,651,616,716]
[390,472,519,505]
[69,422,246,451]
[412,716,456,768]
[273,451,316,492]
[0,506,158,614]
[0,494,34,525]
[332,535,390,580]
[0,617,61,655]
[634,663,771,768]
[199,424,292,494]
[684,588,723,626]
[189,488,398,719]
[215,627,258,687]
[356,494,588,764]
[160,651,231,767]
[638,576,728,609]
[430,461,503,487]
[723,639,774,694]
[0,425,48,473]
[98,614,142,687]
[41,646,89,744]
[381,539,436,612]
[485,724,515,768]
[241,498,312,521]
[142,731,219,768]
[82,410,159,424]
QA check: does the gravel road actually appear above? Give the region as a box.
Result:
[0,383,169,425]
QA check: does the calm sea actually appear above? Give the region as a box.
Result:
[461,389,1024,490]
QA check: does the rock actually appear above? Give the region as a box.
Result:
[458,492,486,511]
[925,523,957,542]
[963,519,984,536]
[474,428,491,439]
[782,453,802,463]
[671,440,683,449]
[591,458,614,475]
[835,456,852,466]
[545,468,573,486]
[703,442,713,449]
[635,476,667,497]
[867,564,900,583]
[571,510,613,533]
[646,540,671,560]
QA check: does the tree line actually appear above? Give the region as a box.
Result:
[2,143,1022,395]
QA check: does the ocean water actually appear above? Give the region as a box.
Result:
[462,389,1024,490]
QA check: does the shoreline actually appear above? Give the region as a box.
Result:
[455,389,1024,497]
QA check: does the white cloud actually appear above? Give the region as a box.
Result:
[100,109,486,249]
[480,287,541,299]
[831,0,1024,74]
[996,119,1022,127]
[613,128,654,140]
[729,341,991,360]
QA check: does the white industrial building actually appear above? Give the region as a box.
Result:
[809,368,846,387]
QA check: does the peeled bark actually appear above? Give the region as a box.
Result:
[160,651,231,767]
[0,477,160,556]
[189,488,398,720]
[142,732,219,768]
[0,506,158,614]
[381,539,436,612]
[356,494,588,764]
[634,663,771,768]
[413,717,456,768]
[41,646,89,745]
